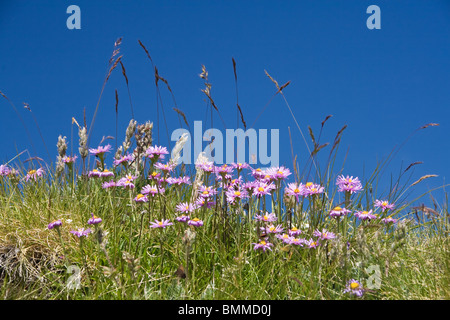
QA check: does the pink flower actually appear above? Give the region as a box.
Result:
[302,182,324,196]
[102,180,116,189]
[150,219,173,229]
[276,233,294,244]
[329,206,351,218]
[313,229,336,240]
[354,210,377,220]
[188,218,204,227]
[141,184,165,196]
[113,154,134,166]
[48,219,62,230]
[285,183,305,201]
[260,224,284,234]
[336,175,363,194]
[196,161,215,174]
[195,197,215,209]
[176,202,197,214]
[154,162,176,173]
[198,185,218,199]
[288,227,302,237]
[62,155,77,164]
[89,144,112,156]
[0,164,11,176]
[289,238,305,246]
[374,199,395,211]
[265,166,291,181]
[382,217,397,224]
[215,164,234,177]
[253,181,276,198]
[305,238,320,249]
[166,176,191,186]
[343,279,364,297]
[254,212,277,223]
[252,240,273,252]
[88,213,102,225]
[70,228,92,238]
[231,162,250,171]
[134,193,149,203]
[226,187,249,204]
[146,146,169,161]
[25,168,45,181]
[176,215,190,223]
[250,167,267,180]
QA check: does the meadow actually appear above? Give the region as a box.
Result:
[0,40,448,300]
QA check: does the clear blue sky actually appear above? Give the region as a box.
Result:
[1,0,449,204]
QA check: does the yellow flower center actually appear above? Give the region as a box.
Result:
[263,215,269,220]
[234,191,241,196]
[277,171,283,175]
[291,227,298,231]
[28,170,36,175]
[260,241,266,245]
[311,188,317,192]
[93,169,99,173]
[382,201,388,206]
[152,172,158,176]
[294,188,300,193]
[202,191,209,195]
[269,227,275,231]
[158,222,163,226]
[334,206,342,211]
[361,211,369,215]
[311,242,317,246]
[238,163,242,166]
[350,282,359,290]
[256,168,261,172]
[258,187,265,192]
[305,182,313,187]
[137,194,144,199]
[192,218,200,222]
[104,169,110,172]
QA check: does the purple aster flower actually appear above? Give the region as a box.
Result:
[48,219,62,230]
[89,144,112,156]
[336,175,363,194]
[261,224,284,234]
[176,215,190,223]
[0,164,11,176]
[195,197,215,209]
[141,184,165,196]
[288,227,302,237]
[276,233,294,244]
[70,228,92,238]
[252,240,273,252]
[343,279,364,297]
[250,167,266,180]
[215,164,234,179]
[196,161,215,174]
[198,185,218,199]
[113,154,134,167]
[25,168,45,181]
[254,212,277,223]
[329,206,351,218]
[381,217,397,224]
[226,187,249,204]
[102,180,117,189]
[313,229,336,240]
[285,183,305,202]
[62,155,77,164]
[305,238,320,249]
[302,182,324,196]
[134,193,148,203]
[176,202,197,214]
[146,145,169,161]
[265,166,291,181]
[166,176,191,186]
[289,238,305,246]
[253,181,276,198]
[355,210,377,221]
[88,213,102,225]
[231,162,250,172]
[242,181,258,196]
[374,199,395,211]
[154,162,176,173]
[88,169,102,178]
[188,218,204,227]
[150,219,173,229]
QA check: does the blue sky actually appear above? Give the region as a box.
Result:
[1,0,449,205]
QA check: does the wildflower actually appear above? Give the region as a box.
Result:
[0,164,11,176]
[48,219,62,230]
[62,155,77,164]
[252,240,273,252]
[265,166,291,181]
[134,193,148,203]
[336,175,363,194]
[25,168,45,181]
[88,213,102,225]
[276,233,294,244]
[285,183,304,201]
[150,219,173,229]
[89,144,112,157]
[141,184,165,196]
[374,199,395,211]
[231,162,249,172]
[188,218,204,227]
[288,227,302,237]
[343,279,364,297]
[198,185,218,199]
[88,169,101,178]
[176,215,190,223]
[113,153,134,166]
[250,167,266,180]
[176,202,197,214]
[261,224,284,234]
[254,212,277,223]
[102,180,116,189]
[381,217,397,224]
[226,187,249,204]
[215,164,234,177]
[242,181,258,196]
[196,161,215,174]
[355,210,377,221]
[195,197,215,209]
[70,228,92,238]
[302,182,324,196]
[289,238,305,246]
[329,206,351,218]
[305,238,320,249]
[228,176,243,188]
[154,161,176,174]
[146,145,169,161]
[166,176,191,186]
[117,175,137,189]
[313,229,336,240]
[253,181,276,198]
